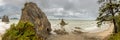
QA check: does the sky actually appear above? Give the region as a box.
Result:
[0,0,99,20]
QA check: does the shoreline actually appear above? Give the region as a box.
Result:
[47,22,114,40]
[0,21,113,40]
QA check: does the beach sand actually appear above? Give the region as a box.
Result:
[95,23,114,39]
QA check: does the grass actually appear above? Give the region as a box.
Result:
[108,32,120,40]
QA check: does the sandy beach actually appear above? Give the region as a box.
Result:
[95,23,114,39]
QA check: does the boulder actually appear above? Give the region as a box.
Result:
[2,15,9,23]
[19,2,51,39]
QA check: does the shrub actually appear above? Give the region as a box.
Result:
[2,22,43,40]
[108,32,120,40]
[108,15,120,40]
[115,15,120,32]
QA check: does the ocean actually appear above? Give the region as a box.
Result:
[0,19,110,34]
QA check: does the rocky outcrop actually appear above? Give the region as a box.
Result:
[19,2,51,39]
[60,19,67,26]
[2,15,9,22]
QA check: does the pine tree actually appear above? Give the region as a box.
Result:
[97,0,120,33]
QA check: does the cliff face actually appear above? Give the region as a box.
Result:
[19,2,51,39]
[2,15,9,23]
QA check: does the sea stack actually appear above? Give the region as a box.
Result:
[19,2,51,39]
[2,15,9,23]
[60,19,67,26]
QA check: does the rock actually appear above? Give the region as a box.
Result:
[74,27,81,29]
[10,17,18,20]
[2,15,9,23]
[19,2,51,39]
[60,19,68,27]
[54,29,68,35]
[73,30,83,34]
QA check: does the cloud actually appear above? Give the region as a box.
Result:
[41,0,99,20]
[0,0,5,6]
[0,0,99,20]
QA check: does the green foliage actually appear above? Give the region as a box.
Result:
[2,22,43,40]
[97,0,120,27]
[115,15,120,32]
[97,0,120,39]
[108,14,120,40]
[108,32,120,40]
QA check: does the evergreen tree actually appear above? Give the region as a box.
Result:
[97,0,120,33]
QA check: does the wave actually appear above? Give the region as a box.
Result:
[0,22,10,35]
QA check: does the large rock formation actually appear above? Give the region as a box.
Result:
[19,2,51,39]
[2,15,9,22]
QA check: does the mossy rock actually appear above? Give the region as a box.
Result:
[2,22,44,40]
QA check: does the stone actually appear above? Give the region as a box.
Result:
[54,29,68,35]
[19,2,51,39]
[60,19,68,26]
[2,15,9,23]
[74,27,81,29]
[72,30,83,34]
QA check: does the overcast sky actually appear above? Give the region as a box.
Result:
[0,0,99,20]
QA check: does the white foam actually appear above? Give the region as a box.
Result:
[0,22,10,34]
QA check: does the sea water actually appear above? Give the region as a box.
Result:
[0,19,110,35]
[49,19,109,34]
